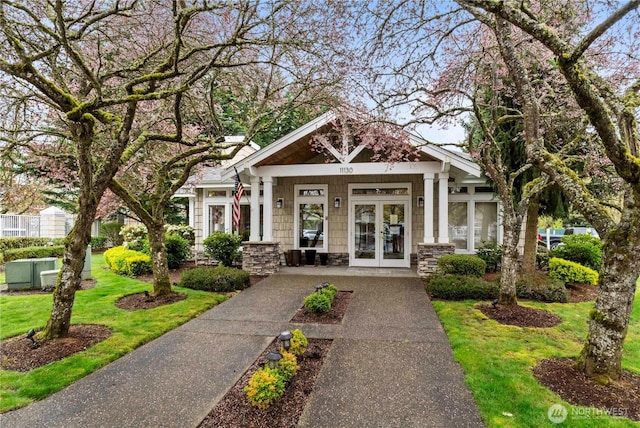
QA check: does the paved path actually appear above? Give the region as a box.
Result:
[1,272,484,427]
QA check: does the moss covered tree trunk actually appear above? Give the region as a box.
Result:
[147,222,173,297]
[521,197,539,276]
[499,211,520,305]
[579,216,640,382]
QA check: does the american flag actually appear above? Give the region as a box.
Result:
[232,172,244,230]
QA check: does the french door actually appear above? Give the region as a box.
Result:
[350,200,410,267]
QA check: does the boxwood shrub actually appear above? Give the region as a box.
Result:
[437,254,486,277]
[426,274,498,300]
[549,257,599,285]
[178,265,250,292]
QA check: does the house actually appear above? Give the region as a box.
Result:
[178,111,501,276]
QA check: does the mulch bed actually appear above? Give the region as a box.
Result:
[0,324,112,372]
[198,338,332,428]
[477,303,562,328]
[289,291,352,324]
[534,358,640,421]
[115,291,187,311]
[567,282,598,303]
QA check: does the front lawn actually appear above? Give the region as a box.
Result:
[0,254,227,413]
[433,279,640,427]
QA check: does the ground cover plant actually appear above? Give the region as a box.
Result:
[432,278,640,427]
[0,255,227,413]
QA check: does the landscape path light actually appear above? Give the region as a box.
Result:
[266,351,282,369]
[279,331,293,350]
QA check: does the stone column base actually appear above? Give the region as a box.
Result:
[417,243,456,277]
[242,242,281,276]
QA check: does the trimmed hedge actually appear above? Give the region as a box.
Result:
[549,257,599,285]
[437,254,486,277]
[0,237,65,263]
[3,245,65,262]
[103,246,151,276]
[203,232,242,267]
[426,274,499,300]
[178,265,250,292]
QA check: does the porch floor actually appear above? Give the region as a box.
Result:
[277,265,418,277]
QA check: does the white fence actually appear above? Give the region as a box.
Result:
[0,214,41,237]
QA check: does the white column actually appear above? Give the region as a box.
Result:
[438,173,449,243]
[188,197,195,228]
[250,176,261,241]
[262,176,274,241]
[423,173,435,243]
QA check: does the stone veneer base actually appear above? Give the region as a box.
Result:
[242,242,281,275]
[417,243,456,277]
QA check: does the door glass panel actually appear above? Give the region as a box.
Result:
[354,204,376,259]
[209,205,225,234]
[299,203,324,249]
[383,204,405,260]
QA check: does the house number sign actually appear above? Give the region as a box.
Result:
[339,167,354,174]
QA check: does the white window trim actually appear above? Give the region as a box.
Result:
[448,186,500,254]
[294,184,328,251]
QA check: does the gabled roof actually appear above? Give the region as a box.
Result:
[220,110,482,181]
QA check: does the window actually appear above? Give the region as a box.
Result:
[448,202,468,250]
[474,202,498,248]
[295,185,327,250]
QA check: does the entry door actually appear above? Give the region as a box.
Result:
[351,201,410,267]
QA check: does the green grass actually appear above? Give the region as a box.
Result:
[432,278,640,427]
[0,255,227,413]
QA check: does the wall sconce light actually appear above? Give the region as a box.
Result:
[417,196,424,207]
[334,197,341,208]
[276,198,284,209]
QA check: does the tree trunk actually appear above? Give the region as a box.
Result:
[147,223,173,296]
[498,211,520,305]
[521,197,539,276]
[43,207,94,339]
[578,220,639,383]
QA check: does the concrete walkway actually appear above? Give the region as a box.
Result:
[0,271,484,427]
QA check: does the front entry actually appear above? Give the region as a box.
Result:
[350,200,411,267]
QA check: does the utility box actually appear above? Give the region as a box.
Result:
[6,259,34,290]
[40,269,60,291]
[6,258,58,290]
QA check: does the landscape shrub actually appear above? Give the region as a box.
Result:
[0,237,65,263]
[123,255,152,276]
[120,224,148,249]
[165,233,190,269]
[536,246,550,270]
[203,232,242,267]
[165,224,195,246]
[304,292,331,314]
[549,257,599,285]
[289,329,308,357]
[550,234,602,272]
[277,350,300,381]
[178,265,250,292]
[475,242,502,273]
[103,246,150,275]
[3,245,65,262]
[90,236,108,250]
[322,284,338,300]
[426,274,499,300]
[244,367,285,409]
[437,254,486,277]
[516,276,568,303]
[99,222,124,247]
